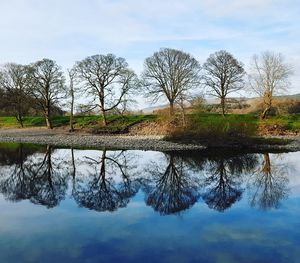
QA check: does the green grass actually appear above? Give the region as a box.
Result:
[167,113,299,146]
[262,114,300,132]
[191,113,258,133]
[0,113,299,136]
[89,114,157,133]
[0,117,20,127]
[181,113,259,138]
[183,113,300,135]
[0,116,48,127]
[0,114,157,133]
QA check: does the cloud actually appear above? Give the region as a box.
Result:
[0,0,299,106]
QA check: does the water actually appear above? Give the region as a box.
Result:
[0,143,299,263]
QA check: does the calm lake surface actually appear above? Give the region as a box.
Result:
[0,143,299,263]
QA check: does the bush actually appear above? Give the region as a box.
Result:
[288,101,300,114]
[167,113,258,142]
[248,98,300,115]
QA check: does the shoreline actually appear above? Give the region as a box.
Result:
[0,128,205,151]
[0,128,299,152]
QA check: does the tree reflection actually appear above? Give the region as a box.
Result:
[201,153,259,212]
[142,153,201,215]
[0,145,68,208]
[28,146,68,208]
[0,144,33,201]
[0,145,293,214]
[72,150,139,212]
[249,153,289,210]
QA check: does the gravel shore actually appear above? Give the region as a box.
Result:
[0,128,205,151]
[0,128,299,152]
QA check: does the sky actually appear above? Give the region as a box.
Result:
[0,0,299,108]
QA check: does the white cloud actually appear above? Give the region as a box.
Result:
[0,0,299,107]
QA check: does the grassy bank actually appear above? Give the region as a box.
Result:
[0,115,157,133]
[166,113,299,147]
[188,113,300,133]
[261,114,300,133]
[0,113,299,137]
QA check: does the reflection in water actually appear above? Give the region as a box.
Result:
[202,159,243,212]
[0,145,68,208]
[201,154,259,212]
[73,150,139,212]
[0,144,293,214]
[142,154,201,215]
[249,153,289,210]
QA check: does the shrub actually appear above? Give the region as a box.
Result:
[167,113,258,142]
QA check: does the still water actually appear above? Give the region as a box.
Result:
[0,143,299,263]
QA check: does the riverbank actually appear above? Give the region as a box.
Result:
[0,128,205,151]
[0,127,299,151]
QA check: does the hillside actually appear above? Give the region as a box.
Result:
[140,93,300,113]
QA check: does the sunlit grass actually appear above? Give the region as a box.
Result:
[0,114,157,133]
[0,113,299,136]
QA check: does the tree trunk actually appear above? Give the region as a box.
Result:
[181,107,186,127]
[16,99,24,127]
[100,150,106,177]
[18,144,25,175]
[261,106,270,119]
[261,91,272,119]
[71,147,77,193]
[102,109,107,126]
[16,113,24,128]
[46,145,53,186]
[99,92,107,126]
[179,98,186,126]
[220,96,226,117]
[71,148,76,180]
[169,101,174,117]
[45,106,53,129]
[69,89,74,132]
[262,153,271,176]
[45,101,53,129]
[46,116,53,129]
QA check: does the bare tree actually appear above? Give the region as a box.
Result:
[141,48,201,116]
[203,50,245,116]
[68,68,76,132]
[0,63,31,127]
[249,51,292,119]
[29,59,66,129]
[74,54,137,126]
[113,94,137,116]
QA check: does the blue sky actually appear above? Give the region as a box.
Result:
[0,0,299,107]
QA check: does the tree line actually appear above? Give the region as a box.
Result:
[0,49,293,129]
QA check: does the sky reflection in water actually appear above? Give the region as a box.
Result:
[0,143,299,263]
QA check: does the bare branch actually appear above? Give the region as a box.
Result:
[203,50,245,116]
[141,48,202,116]
[74,54,138,125]
[248,51,293,118]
